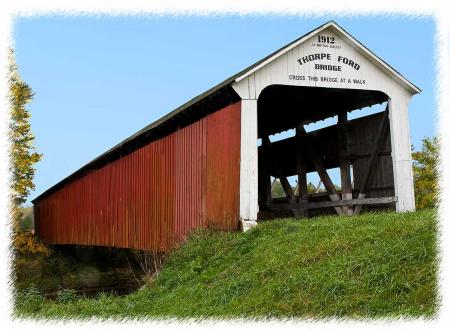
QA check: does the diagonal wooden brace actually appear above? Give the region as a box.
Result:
[297,126,343,215]
[262,136,296,203]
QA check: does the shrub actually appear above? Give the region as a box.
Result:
[56,289,78,304]
[15,285,45,313]
[12,231,51,256]
[133,250,166,284]
[412,136,439,209]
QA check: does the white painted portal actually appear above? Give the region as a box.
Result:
[239,99,259,226]
[232,22,420,227]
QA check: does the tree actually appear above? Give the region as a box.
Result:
[307,181,317,194]
[9,50,42,231]
[271,179,285,198]
[412,136,439,209]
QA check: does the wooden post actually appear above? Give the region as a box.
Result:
[295,125,309,218]
[354,107,390,215]
[260,136,272,205]
[267,196,397,211]
[338,113,353,216]
[297,126,343,215]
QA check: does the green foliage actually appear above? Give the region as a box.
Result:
[273,179,317,197]
[412,136,439,209]
[307,181,317,193]
[15,285,45,314]
[8,50,42,231]
[273,178,338,198]
[19,206,34,231]
[13,245,144,304]
[14,209,438,319]
[271,179,285,198]
[56,289,78,304]
[20,216,33,230]
[9,50,44,259]
[13,250,72,293]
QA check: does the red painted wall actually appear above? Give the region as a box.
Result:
[34,102,241,251]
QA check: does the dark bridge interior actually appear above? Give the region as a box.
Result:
[256,85,395,219]
[257,85,387,138]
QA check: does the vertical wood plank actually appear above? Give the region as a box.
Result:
[354,107,390,214]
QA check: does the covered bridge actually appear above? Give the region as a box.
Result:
[33,21,420,251]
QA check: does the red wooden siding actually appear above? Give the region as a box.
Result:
[205,108,241,230]
[35,102,241,251]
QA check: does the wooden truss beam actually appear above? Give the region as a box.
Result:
[297,126,343,215]
[279,176,296,203]
[267,196,397,211]
[262,136,295,203]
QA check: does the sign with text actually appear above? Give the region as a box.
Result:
[288,33,367,86]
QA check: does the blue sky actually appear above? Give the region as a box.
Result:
[13,15,436,203]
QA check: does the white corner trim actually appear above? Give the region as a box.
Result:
[388,94,415,212]
[239,99,259,222]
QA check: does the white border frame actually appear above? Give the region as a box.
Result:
[0,2,448,332]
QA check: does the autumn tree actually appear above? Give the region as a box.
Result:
[9,51,42,231]
[412,136,439,209]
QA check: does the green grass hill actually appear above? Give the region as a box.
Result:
[15,209,438,319]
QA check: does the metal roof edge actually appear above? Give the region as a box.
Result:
[32,79,236,203]
[32,20,420,203]
[234,21,334,82]
[329,23,421,94]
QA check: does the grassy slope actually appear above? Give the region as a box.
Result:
[15,209,438,319]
